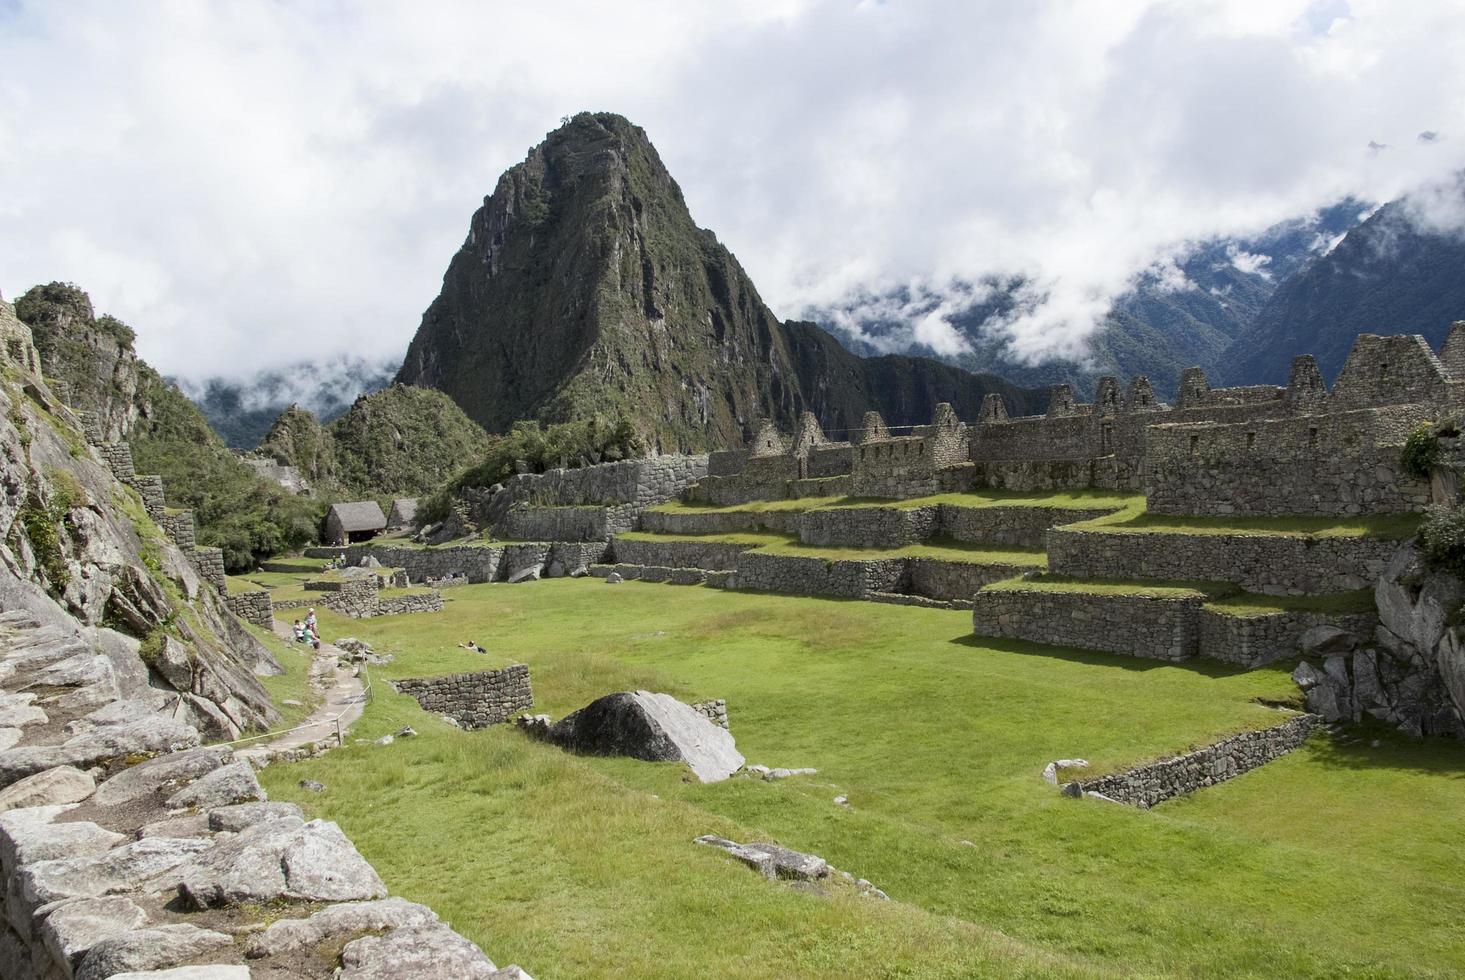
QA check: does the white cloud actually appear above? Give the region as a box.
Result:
[1226,245,1274,279]
[1,0,1463,381]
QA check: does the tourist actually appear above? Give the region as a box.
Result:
[305,608,317,634]
[291,620,306,644]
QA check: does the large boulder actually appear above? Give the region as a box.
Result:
[337,924,499,979]
[39,894,149,977]
[75,924,234,980]
[0,766,95,812]
[544,691,744,783]
[164,761,264,810]
[176,816,386,908]
[244,897,439,958]
[93,746,232,807]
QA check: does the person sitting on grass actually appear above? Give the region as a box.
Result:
[292,620,307,644]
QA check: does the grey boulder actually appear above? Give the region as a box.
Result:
[0,765,95,812]
[165,761,264,810]
[93,746,232,806]
[207,801,303,833]
[245,897,439,958]
[338,924,498,979]
[76,923,235,980]
[40,894,148,976]
[106,968,250,979]
[694,835,830,880]
[545,691,744,783]
[177,817,386,908]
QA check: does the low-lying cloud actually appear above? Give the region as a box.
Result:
[1,0,1463,382]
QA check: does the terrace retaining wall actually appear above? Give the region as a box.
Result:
[611,536,753,571]
[393,664,533,729]
[1199,608,1379,668]
[907,558,1030,602]
[970,588,1203,661]
[223,589,274,628]
[1067,714,1319,807]
[1046,527,1399,595]
[735,551,907,598]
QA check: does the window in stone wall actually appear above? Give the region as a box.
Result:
[1189,434,1200,454]
[1309,426,1319,448]
[1246,431,1256,448]
[1381,363,1391,381]
[1101,423,1113,453]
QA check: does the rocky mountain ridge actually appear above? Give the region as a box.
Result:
[396,111,1043,450]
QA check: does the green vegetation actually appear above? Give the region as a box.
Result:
[260,581,1465,977]
[987,574,1377,618]
[14,467,82,590]
[259,384,494,497]
[1070,508,1422,539]
[247,623,318,730]
[1418,503,1465,577]
[1400,421,1445,479]
[654,489,1143,517]
[131,365,325,572]
[616,529,1048,567]
[421,415,644,524]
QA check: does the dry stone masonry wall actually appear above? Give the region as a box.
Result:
[222,590,274,629]
[393,665,533,729]
[1046,527,1398,596]
[1199,608,1379,669]
[1066,714,1319,807]
[971,588,1204,662]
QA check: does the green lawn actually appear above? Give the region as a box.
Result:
[260,581,1465,978]
[615,530,1048,567]
[654,489,1143,517]
[247,622,318,731]
[1070,509,1423,539]
[985,575,1378,617]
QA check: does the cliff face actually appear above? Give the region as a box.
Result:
[0,299,279,737]
[398,112,1042,449]
[14,282,142,441]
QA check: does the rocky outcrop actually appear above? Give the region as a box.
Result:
[396,111,1040,449]
[536,691,744,782]
[1292,541,1465,737]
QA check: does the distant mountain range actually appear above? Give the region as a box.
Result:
[180,358,396,449]
[814,201,1371,399]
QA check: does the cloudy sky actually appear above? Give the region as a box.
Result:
[2,0,1463,383]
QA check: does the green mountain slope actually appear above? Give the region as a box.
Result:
[397,112,1042,447]
[258,384,491,496]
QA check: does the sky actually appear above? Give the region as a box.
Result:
[2,0,1464,384]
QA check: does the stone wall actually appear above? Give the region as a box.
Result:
[497,504,638,542]
[132,474,166,520]
[906,558,1027,602]
[940,504,1117,548]
[1068,714,1319,807]
[735,551,907,598]
[799,505,939,549]
[1199,608,1379,669]
[311,544,503,584]
[159,511,196,551]
[321,579,382,618]
[611,536,753,571]
[970,588,1204,661]
[393,664,533,729]
[1144,406,1434,517]
[638,507,802,536]
[377,591,446,615]
[691,698,729,729]
[223,589,274,628]
[192,546,227,593]
[1046,527,1398,595]
[97,441,135,481]
[499,455,707,509]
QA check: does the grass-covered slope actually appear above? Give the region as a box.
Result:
[258,384,491,497]
[261,581,1465,978]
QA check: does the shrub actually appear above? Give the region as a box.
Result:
[1418,504,1465,577]
[1401,423,1442,479]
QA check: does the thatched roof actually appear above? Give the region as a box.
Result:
[327,500,387,533]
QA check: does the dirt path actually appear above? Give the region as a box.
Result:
[235,623,368,764]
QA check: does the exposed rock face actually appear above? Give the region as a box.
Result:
[12,283,141,443]
[0,302,279,738]
[1293,542,1465,737]
[542,690,744,782]
[397,111,1041,448]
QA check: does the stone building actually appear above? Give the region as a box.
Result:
[387,497,419,528]
[325,500,388,546]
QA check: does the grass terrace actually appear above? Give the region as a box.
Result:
[984,574,1379,617]
[654,488,1144,516]
[256,580,1465,978]
[615,529,1049,567]
[1069,509,1423,539]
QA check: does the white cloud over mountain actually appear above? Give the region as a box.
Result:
[1,0,1462,379]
